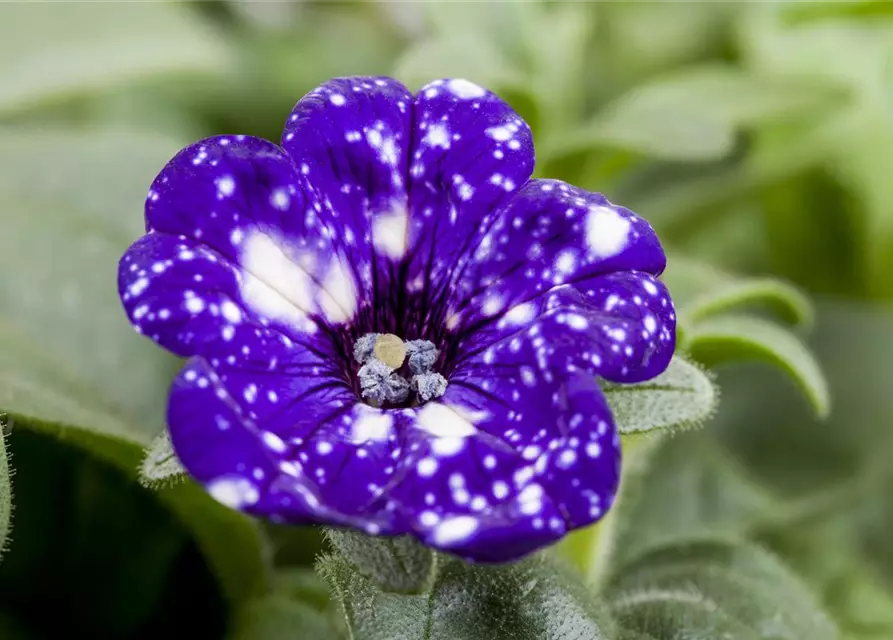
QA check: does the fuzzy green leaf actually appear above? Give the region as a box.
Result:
[0,126,184,447]
[139,431,185,489]
[324,529,435,595]
[0,3,227,115]
[687,315,830,417]
[607,541,837,640]
[320,552,612,640]
[603,356,718,435]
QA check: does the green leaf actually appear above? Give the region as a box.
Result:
[687,315,830,417]
[0,2,228,116]
[547,64,842,162]
[0,127,270,604]
[320,552,613,640]
[0,126,184,447]
[324,528,435,595]
[606,541,837,640]
[270,568,333,613]
[547,100,734,162]
[229,595,340,640]
[139,431,185,489]
[660,254,732,310]
[602,356,718,435]
[153,481,270,603]
[684,278,813,328]
[0,430,10,560]
[601,433,779,576]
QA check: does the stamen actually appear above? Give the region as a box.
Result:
[405,339,439,374]
[357,359,409,405]
[412,372,448,402]
[353,333,379,364]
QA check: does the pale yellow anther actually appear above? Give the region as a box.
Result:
[373,334,406,369]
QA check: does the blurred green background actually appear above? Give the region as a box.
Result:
[0,1,892,638]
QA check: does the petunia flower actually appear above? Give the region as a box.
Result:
[118,77,675,563]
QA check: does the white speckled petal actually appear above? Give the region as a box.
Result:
[168,357,411,533]
[405,78,535,325]
[449,179,666,335]
[386,322,620,562]
[280,76,413,312]
[457,271,676,384]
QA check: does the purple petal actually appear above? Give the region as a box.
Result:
[406,79,535,296]
[457,272,676,384]
[449,179,666,333]
[387,327,620,562]
[125,135,365,344]
[280,77,413,303]
[169,357,413,533]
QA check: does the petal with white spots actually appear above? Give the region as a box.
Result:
[280,77,413,296]
[456,272,676,384]
[406,78,535,323]
[386,326,620,562]
[452,179,666,333]
[168,357,410,532]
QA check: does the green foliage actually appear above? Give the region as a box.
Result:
[0,127,269,611]
[607,541,837,640]
[325,528,436,595]
[229,597,337,640]
[687,315,830,418]
[0,2,228,116]
[683,277,813,328]
[320,551,613,640]
[599,434,779,576]
[602,356,718,435]
[140,431,186,489]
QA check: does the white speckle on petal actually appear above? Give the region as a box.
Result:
[425,124,450,149]
[221,300,242,323]
[270,188,290,211]
[318,256,357,324]
[207,476,259,509]
[586,206,631,258]
[262,431,288,453]
[350,407,393,443]
[240,231,315,325]
[446,79,486,99]
[481,293,504,316]
[416,403,478,438]
[372,201,409,259]
[486,125,512,141]
[503,302,536,325]
[216,175,235,197]
[417,457,438,477]
[185,297,205,314]
[432,515,478,546]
